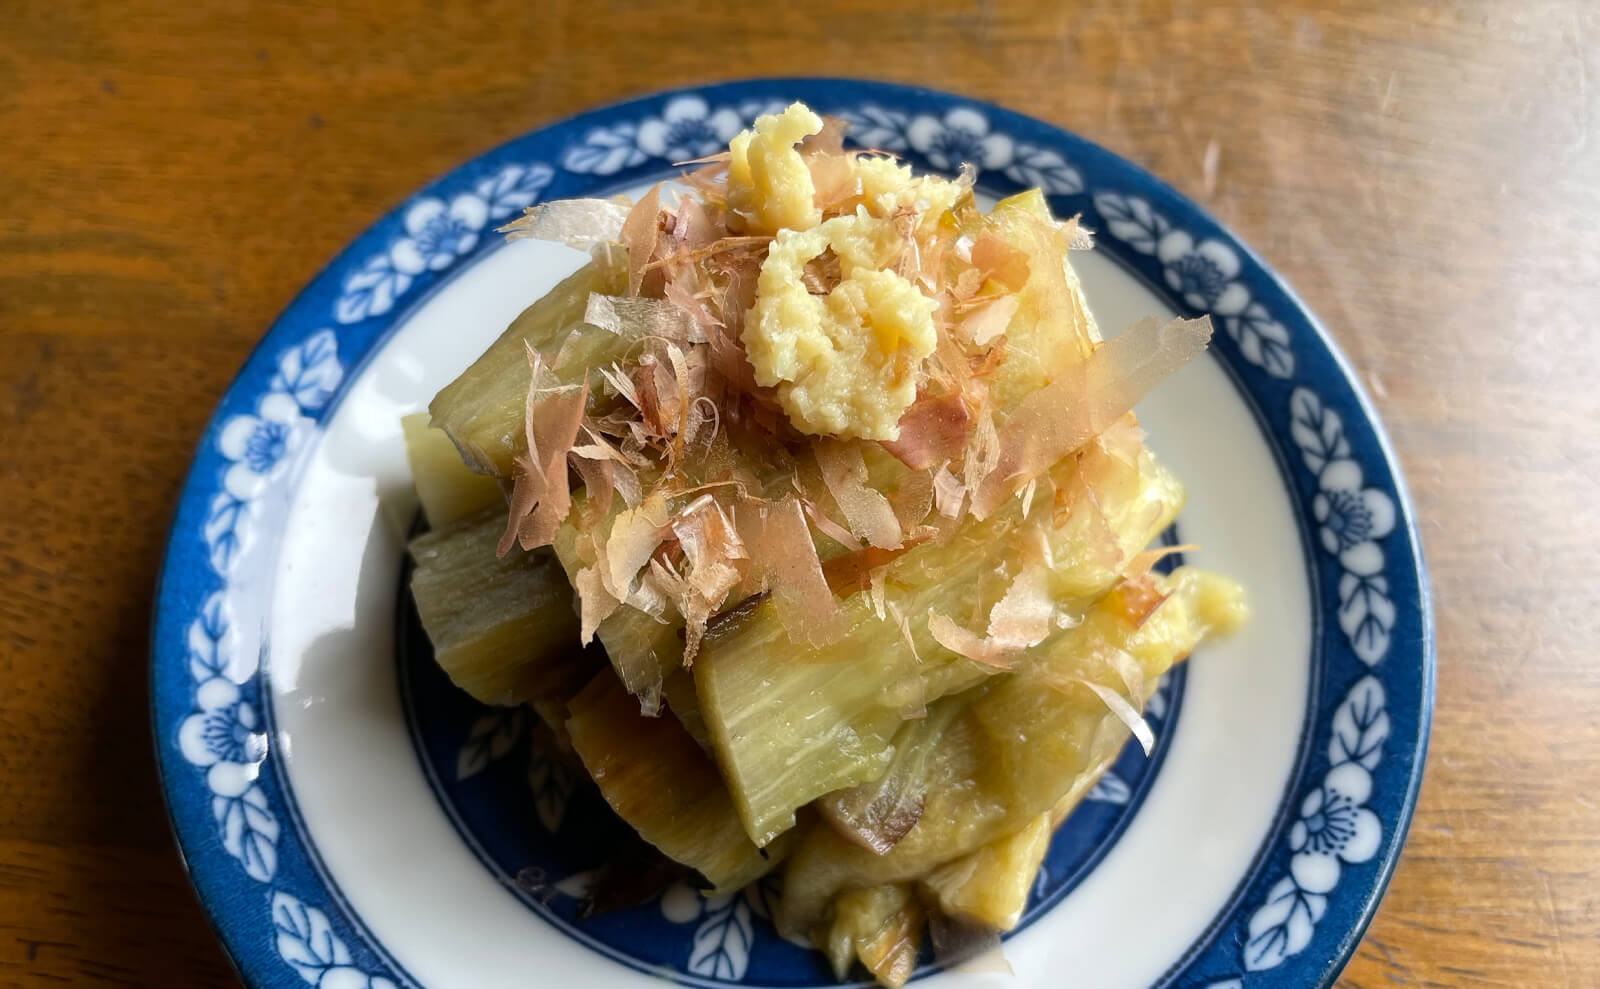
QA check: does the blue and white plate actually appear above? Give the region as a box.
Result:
[152,79,1432,989]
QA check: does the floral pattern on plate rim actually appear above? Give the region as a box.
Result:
[159,85,1422,989]
[1093,194,1399,980]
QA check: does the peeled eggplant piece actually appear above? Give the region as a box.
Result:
[429,255,626,477]
[408,506,588,706]
[401,412,504,528]
[919,813,1051,931]
[565,668,792,895]
[815,883,924,987]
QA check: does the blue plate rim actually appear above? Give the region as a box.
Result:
[149,76,1434,989]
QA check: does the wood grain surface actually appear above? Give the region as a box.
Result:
[2,1,1597,986]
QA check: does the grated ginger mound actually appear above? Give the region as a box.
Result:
[745,215,937,440]
[730,103,963,441]
[729,103,824,235]
[852,155,966,234]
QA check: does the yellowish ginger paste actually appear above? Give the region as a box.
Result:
[729,103,823,235]
[745,214,936,440]
[733,102,966,441]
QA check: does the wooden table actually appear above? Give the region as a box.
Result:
[2,2,1596,985]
